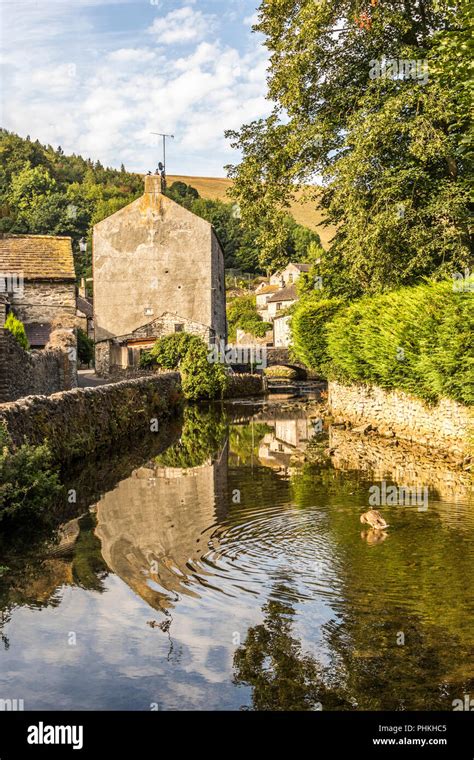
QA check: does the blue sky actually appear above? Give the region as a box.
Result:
[0,0,271,175]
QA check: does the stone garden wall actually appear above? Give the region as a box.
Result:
[328,381,472,456]
[0,373,182,461]
[0,328,77,403]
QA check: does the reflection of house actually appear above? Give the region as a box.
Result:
[258,417,313,469]
[93,175,226,376]
[94,448,228,611]
[266,284,297,321]
[0,234,76,333]
[273,314,291,348]
[269,262,310,287]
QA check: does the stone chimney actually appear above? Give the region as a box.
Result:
[144,174,164,195]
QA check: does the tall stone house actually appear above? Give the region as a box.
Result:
[0,234,76,340]
[93,175,226,375]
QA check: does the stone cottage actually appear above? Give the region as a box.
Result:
[93,175,226,375]
[269,262,310,287]
[266,284,298,321]
[0,234,76,329]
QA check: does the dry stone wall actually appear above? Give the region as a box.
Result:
[328,381,472,455]
[0,373,182,461]
[0,328,76,403]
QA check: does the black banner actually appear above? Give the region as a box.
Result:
[0,711,472,757]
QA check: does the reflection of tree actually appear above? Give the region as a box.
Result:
[72,513,109,591]
[233,585,350,711]
[229,422,272,465]
[155,406,228,469]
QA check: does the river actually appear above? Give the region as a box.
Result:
[0,397,472,711]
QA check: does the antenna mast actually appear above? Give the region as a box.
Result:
[150,132,174,192]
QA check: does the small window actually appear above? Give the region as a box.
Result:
[276,302,282,310]
[288,273,293,283]
[174,324,184,333]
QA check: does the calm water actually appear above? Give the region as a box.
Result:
[0,399,473,711]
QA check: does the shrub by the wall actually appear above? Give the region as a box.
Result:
[0,423,61,524]
[4,312,29,350]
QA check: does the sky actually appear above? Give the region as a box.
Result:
[0,0,271,176]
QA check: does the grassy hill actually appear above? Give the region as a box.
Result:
[168,175,335,250]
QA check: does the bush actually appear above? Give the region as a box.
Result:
[0,424,61,523]
[4,312,29,350]
[147,332,202,370]
[180,340,229,401]
[227,294,271,341]
[326,280,474,405]
[145,332,229,401]
[77,327,94,364]
[291,294,344,374]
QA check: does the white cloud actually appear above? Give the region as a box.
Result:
[148,6,213,46]
[243,12,259,26]
[107,49,156,63]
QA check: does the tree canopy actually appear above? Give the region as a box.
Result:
[226,0,472,296]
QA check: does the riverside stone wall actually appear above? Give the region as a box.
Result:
[0,328,77,403]
[328,381,472,455]
[0,373,182,461]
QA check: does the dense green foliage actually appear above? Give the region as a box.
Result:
[0,425,61,523]
[227,294,272,341]
[291,295,344,374]
[142,333,228,401]
[325,280,473,404]
[226,1,472,295]
[4,312,29,350]
[77,328,94,365]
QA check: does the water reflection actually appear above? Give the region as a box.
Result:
[0,401,472,710]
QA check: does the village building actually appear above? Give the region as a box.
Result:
[266,284,298,321]
[273,313,292,348]
[0,234,76,331]
[269,262,310,287]
[255,284,280,321]
[93,175,226,375]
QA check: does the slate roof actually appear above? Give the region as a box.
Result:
[292,263,310,272]
[257,284,280,295]
[77,295,93,318]
[267,284,298,303]
[0,235,75,281]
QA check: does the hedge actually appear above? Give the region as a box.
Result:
[325,280,473,405]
